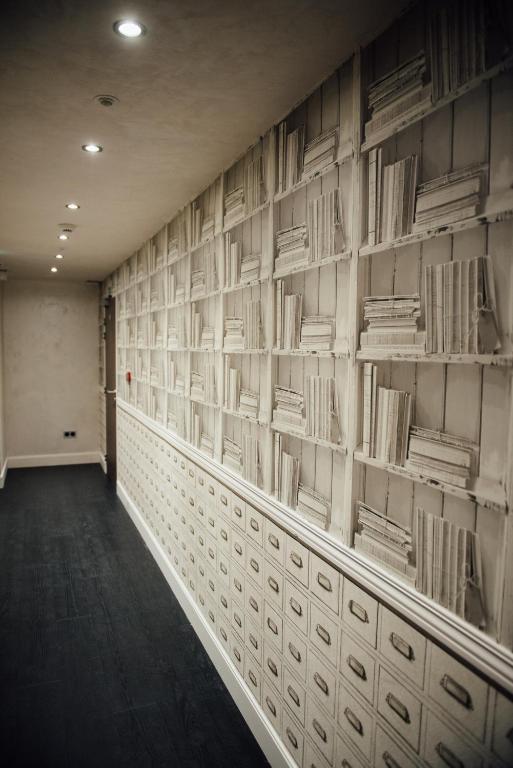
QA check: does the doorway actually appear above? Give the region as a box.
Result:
[105,295,117,483]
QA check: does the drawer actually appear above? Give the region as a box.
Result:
[186,461,196,486]
[377,667,422,752]
[205,534,217,569]
[305,741,331,768]
[335,733,368,768]
[310,551,341,615]
[246,543,264,589]
[206,510,217,538]
[379,606,426,690]
[428,644,488,742]
[306,697,335,764]
[217,552,230,586]
[285,579,309,636]
[205,476,218,504]
[246,506,264,547]
[286,535,310,588]
[308,651,337,717]
[264,640,283,692]
[264,601,284,652]
[342,580,378,649]
[423,711,483,768]
[195,466,207,495]
[374,726,417,768]
[196,527,207,557]
[245,584,263,627]
[188,574,196,597]
[338,682,374,761]
[196,497,207,524]
[231,563,245,604]
[265,518,286,566]
[245,619,263,665]
[264,559,284,610]
[231,599,245,638]
[231,493,246,530]
[492,691,513,765]
[205,598,217,632]
[284,666,306,726]
[218,622,230,653]
[230,631,244,675]
[231,530,247,569]
[218,520,231,553]
[309,602,339,668]
[244,655,262,704]
[197,588,207,616]
[284,621,308,682]
[263,679,282,733]
[340,630,376,705]
[283,708,305,767]
[205,567,217,599]
[218,587,230,619]
[196,560,207,587]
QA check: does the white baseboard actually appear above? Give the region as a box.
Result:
[7,451,102,469]
[0,459,7,489]
[117,481,295,768]
[99,454,107,474]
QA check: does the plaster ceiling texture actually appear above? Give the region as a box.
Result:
[0,0,407,282]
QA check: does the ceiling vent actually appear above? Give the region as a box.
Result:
[94,94,119,107]
[59,223,76,234]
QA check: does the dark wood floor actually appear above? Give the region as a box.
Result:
[0,464,269,768]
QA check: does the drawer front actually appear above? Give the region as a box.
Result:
[231,530,247,569]
[335,733,368,768]
[245,584,263,627]
[265,518,286,566]
[308,651,337,717]
[246,506,264,547]
[492,691,513,765]
[340,630,375,705]
[379,606,426,690]
[246,543,264,589]
[245,619,263,665]
[377,667,422,752]
[217,552,230,586]
[244,656,262,704]
[374,726,417,768]
[231,599,245,637]
[231,563,245,604]
[284,666,306,726]
[428,645,488,741]
[424,711,483,768]
[342,580,378,649]
[306,698,335,764]
[309,601,339,668]
[310,551,341,615]
[285,579,309,636]
[231,493,246,530]
[264,601,284,652]
[218,520,231,553]
[264,640,283,692]
[286,535,310,588]
[305,740,331,768]
[282,708,305,767]
[263,679,282,733]
[284,621,308,682]
[338,683,374,761]
[264,559,284,610]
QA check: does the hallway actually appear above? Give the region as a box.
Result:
[0,464,268,768]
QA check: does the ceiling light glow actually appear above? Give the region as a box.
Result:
[58,234,68,240]
[51,267,58,273]
[82,143,103,153]
[114,19,146,38]
[66,202,80,210]
[56,254,64,259]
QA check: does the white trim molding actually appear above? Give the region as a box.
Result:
[7,451,102,469]
[0,459,7,489]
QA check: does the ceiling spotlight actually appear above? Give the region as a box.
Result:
[113,19,146,38]
[51,267,58,273]
[82,143,103,153]
[56,254,64,260]
[66,202,80,210]
[58,233,68,240]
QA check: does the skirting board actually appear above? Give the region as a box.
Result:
[7,451,102,469]
[0,459,7,489]
[99,454,107,474]
[117,480,295,768]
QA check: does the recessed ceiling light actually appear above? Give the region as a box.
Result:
[58,233,68,240]
[66,202,80,210]
[113,19,146,38]
[51,267,58,273]
[56,254,64,260]
[82,143,103,153]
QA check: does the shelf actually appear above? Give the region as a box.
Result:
[189,347,219,353]
[167,251,188,266]
[190,236,217,255]
[222,348,269,355]
[354,448,507,513]
[272,347,349,359]
[359,189,513,257]
[222,407,267,427]
[271,422,346,454]
[190,397,219,409]
[167,299,188,310]
[221,276,270,295]
[222,201,270,234]
[273,153,352,204]
[361,55,513,154]
[167,347,191,353]
[190,288,220,302]
[356,350,513,367]
[167,390,187,399]
[273,249,351,280]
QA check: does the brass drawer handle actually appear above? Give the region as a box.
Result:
[220,562,228,575]
[440,674,473,710]
[234,647,241,662]
[313,718,327,743]
[249,633,258,650]
[288,642,301,663]
[347,654,366,680]
[290,551,303,568]
[249,596,259,612]
[250,517,260,532]
[349,599,368,623]
[390,632,414,661]
[220,627,227,641]
[268,533,280,550]
[268,576,279,593]
[220,494,228,506]
[265,696,276,717]
[344,707,362,735]
[248,670,257,687]
[234,505,243,518]
[234,612,242,628]
[221,596,228,608]
[208,610,215,623]
[267,658,278,676]
[383,751,401,768]
[287,685,300,707]
[250,557,259,573]
[316,623,331,646]
[267,617,278,635]
[313,672,329,696]
[234,578,242,593]
[317,572,332,592]
[234,543,243,556]
[221,529,228,541]
[386,692,410,724]
[208,517,215,528]
[435,742,463,768]
[208,484,214,495]
[289,597,303,617]
[286,728,298,750]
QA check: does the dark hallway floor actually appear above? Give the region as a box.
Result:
[0,464,269,768]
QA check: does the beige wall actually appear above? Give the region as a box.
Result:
[4,279,99,460]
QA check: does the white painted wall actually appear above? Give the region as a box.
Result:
[4,279,99,461]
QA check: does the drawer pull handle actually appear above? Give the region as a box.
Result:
[180,460,185,469]
[267,658,278,676]
[199,536,204,546]
[286,728,298,750]
[248,670,257,687]
[313,718,327,743]
[208,579,215,591]
[220,563,228,575]
[347,654,366,680]
[267,617,278,635]
[173,456,178,463]
[390,632,414,661]
[382,751,401,768]
[435,742,464,768]
[440,674,473,710]
[341,762,353,768]
[208,485,215,496]
[344,707,363,735]
[208,610,215,623]
[234,647,241,662]
[349,599,369,623]
[288,642,301,663]
[268,576,279,593]
[221,529,228,541]
[189,525,194,534]
[234,543,243,556]
[313,672,329,696]
[250,518,260,532]
[268,533,280,550]
[290,551,303,568]
[234,578,242,593]
[181,567,187,577]
[250,558,260,573]
[386,692,410,724]
[199,477,204,486]
[249,597,259,612]
[221,494,228,506]
[189,497,194,507]
[234,613,242,628]
[199,565,205,577]
[189,580,195,591]
[316,624,331,646]
[289,597,303,617]
[234,506,242,518]
[208,517,215,528]
[249,633,258,650]
[221,596,228,608]
[181,489,186,498]
[220,628,227,641]
[317,572,332,592]
[265,696,276,717]
[188,468,194,477]
[287,685,300,707]
[208,548,215,560]
[199,595,205,606]
[198,506,204,517]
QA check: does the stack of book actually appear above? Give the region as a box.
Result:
[277,122,305,194]
[224,364,240,412]
[150,317,164,348]
[191,269,206,300]
[367,151,418,245]
[224,186,245,229]
[414,164,485,230]
[224,233,241,288]
[275,283,302,350]
[274,434,300,508]
[240,253,261,284]
[302,127,338,179]
[273,385,305,434]
[200,432,214,458]
[424,255,499,355]
[305,376,340,443]
[354,501,415,585]
[297,484,330,531]
[191,306,202,348]
[244,300,262,349]
[307,188,345,263]
[414,506,485,626]
[244,155,265,214]
[200,326,215,350]
[150,363,164,388]
[168,361,181,394]
[242,434,259,486]
[300,316,335,351]
[201,215,215,243]
[275,224,308,275]
[223,436,242,473]
[364,52,431,145]
[167,321,184,350]
[362,365,412,465]
[224,317,244,351]
[407,427,475,489]
[360,294,425,353]
[239,389,259,420]
[168,273,185,305]
[150,285,164,311]
[168,236,179,262]
[190,365,216,404]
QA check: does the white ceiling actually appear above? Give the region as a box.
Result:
[0,0,406,282]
